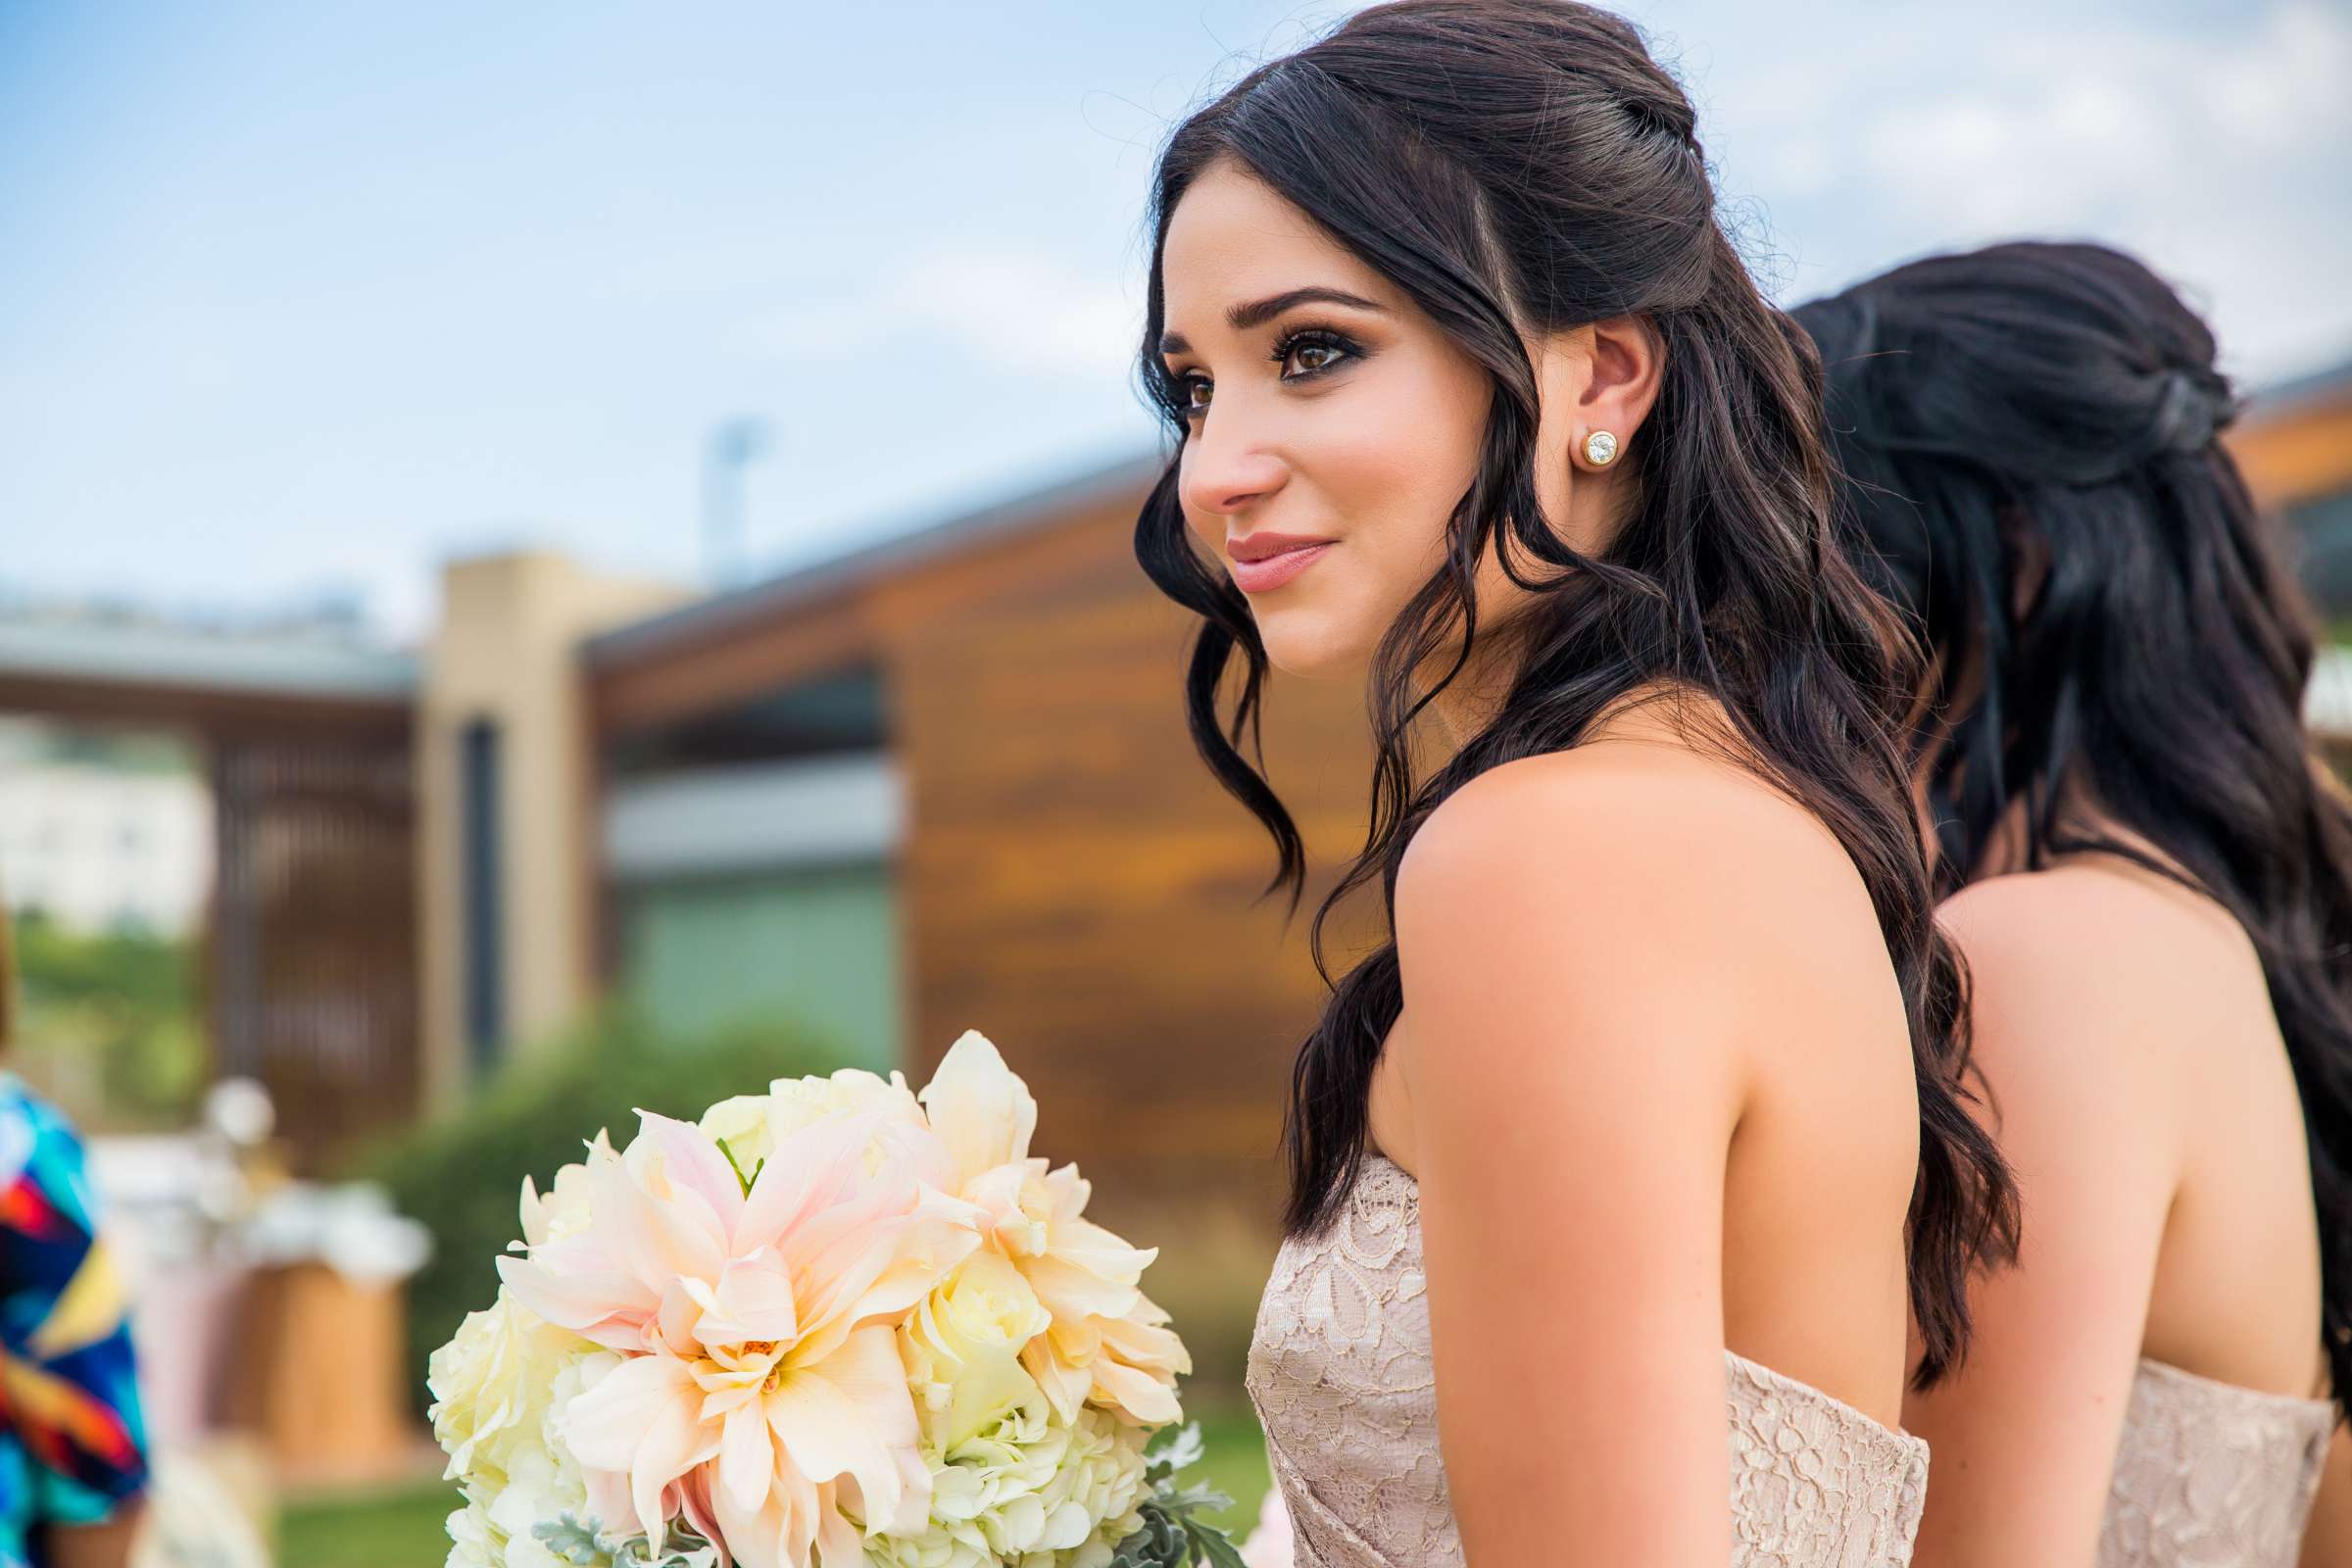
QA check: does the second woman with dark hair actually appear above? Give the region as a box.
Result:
[1798,242,2349,1566]
[1133,2,2015,1562]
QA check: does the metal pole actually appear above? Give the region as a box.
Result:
[702,417,772,589]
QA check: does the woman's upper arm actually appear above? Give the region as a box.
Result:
[1903,882,2178,1566]
[1394,765,1759,1567]
[2301,1421,2352,1568]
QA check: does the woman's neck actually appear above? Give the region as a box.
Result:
[1416,631,1525,755]
[1966,778,2183,888]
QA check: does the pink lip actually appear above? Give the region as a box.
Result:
[1229,540,1335,594]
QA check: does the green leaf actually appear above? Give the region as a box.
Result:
[1181,1516,1252,1568]
[1109,1502,1193,1568]
[1157,1483,1236,1515]
[531,1516,611,1565]
[1144,1419,1206,1484]
[715,1137,757,1196]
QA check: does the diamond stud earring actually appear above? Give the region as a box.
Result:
[1583,429,1620,467]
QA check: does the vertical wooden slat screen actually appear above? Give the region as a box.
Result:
[210,733,418,1169]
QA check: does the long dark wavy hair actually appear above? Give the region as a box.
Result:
[1129,0,2018,1387]
[1796,240,2352,1415]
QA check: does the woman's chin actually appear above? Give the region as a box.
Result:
[1254,611,1375,683]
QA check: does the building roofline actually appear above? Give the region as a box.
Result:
[0,616,416,705]
[2247,353,2352,421]
[585,445,1166,669]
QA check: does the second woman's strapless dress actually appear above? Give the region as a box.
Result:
[1244,1152,1930,1566]
[2098,1355,2331,1567]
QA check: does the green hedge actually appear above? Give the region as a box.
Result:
[353,1006,854,1411]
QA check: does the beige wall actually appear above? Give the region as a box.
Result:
[417,553,688,1104]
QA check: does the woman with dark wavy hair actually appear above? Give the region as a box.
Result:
[1131,3,2017,1561]
[1796,242,2349,1567]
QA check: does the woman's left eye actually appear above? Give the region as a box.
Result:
[1272,330,1357,379]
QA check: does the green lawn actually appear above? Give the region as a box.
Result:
[287,1399,1270,1566]
[281,1479,456,1568]
[1183,1396,1275,1530]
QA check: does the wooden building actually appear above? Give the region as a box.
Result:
[2230,359,2352,622]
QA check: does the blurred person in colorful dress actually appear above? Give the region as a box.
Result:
[0,904,150,1568]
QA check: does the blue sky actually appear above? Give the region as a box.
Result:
[3,1,2346,639]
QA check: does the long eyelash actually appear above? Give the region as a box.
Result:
[1155,368,1196,421]
[1267,322,1362,375]
[1169,322,1365,424]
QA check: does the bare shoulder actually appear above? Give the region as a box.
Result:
[1934,865,2240,1141]
[1397,736,1879,945]
[1392,737,1903,1118]
[1939,862,2258,1051]
[1387,730,1921,1314]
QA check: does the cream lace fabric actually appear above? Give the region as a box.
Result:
[1244,1152,1930,1566]
[2097,1356,2332,1567]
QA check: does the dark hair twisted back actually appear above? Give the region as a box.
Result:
[1797,240,2352,1416]
[1134,0,2018,1386]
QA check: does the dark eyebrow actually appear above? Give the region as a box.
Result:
[1157,286,1388,356]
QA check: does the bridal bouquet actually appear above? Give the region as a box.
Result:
[428,1032,1248,1568]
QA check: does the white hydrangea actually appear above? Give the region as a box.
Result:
[865,1398,1151,1568]
[428,1287,617,1567]
[1038,1407,1151,1568]
[444,1500,497,1568]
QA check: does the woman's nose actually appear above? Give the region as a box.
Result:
[1179,414,1289,518]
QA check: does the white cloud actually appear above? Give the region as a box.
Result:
[2206,1,2352,148]
[1688,0,2352,382]
[732,242,1145,380]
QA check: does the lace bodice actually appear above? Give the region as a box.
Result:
[2098,1356,2332,1567]
[1244,1152,1930,1566]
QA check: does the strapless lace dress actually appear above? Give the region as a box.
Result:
[1244,1152,1930,1566]
[2097,1355,2332,1567]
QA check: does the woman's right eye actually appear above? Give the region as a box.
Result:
[1181,375,1211,417]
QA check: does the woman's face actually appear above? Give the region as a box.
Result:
[1158,158,1643,680]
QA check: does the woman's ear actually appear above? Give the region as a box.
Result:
[1523,315,1666,554]
[1568,314,1664,472]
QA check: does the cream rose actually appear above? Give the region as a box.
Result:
[903,1249,1054,1450]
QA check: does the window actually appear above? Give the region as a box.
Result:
[461,719,504,1073]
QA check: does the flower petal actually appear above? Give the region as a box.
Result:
[611,1123,731,1289]
[734,1110,885,1251]
[786,1206,981,1366]
[1090,1354,1182,1426]
[711,1466,818,1568]
[1097,1303,1192,1377]
[764,1324,929,1537]
[559,1352,717,1545]
[695,1251,800,1348]
[493,1250,653,1352]
[1049,1212,1158,1280]
[917,1031,1038,1184]
[1020,1336,1091,1425]
[1021,1251,1143,1324]
[718,1396,776,1515]
[635,1109,749,1233]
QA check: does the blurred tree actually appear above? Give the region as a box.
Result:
[8,911,205,1126]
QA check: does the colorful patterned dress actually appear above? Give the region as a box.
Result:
[0,1074,148,1567]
